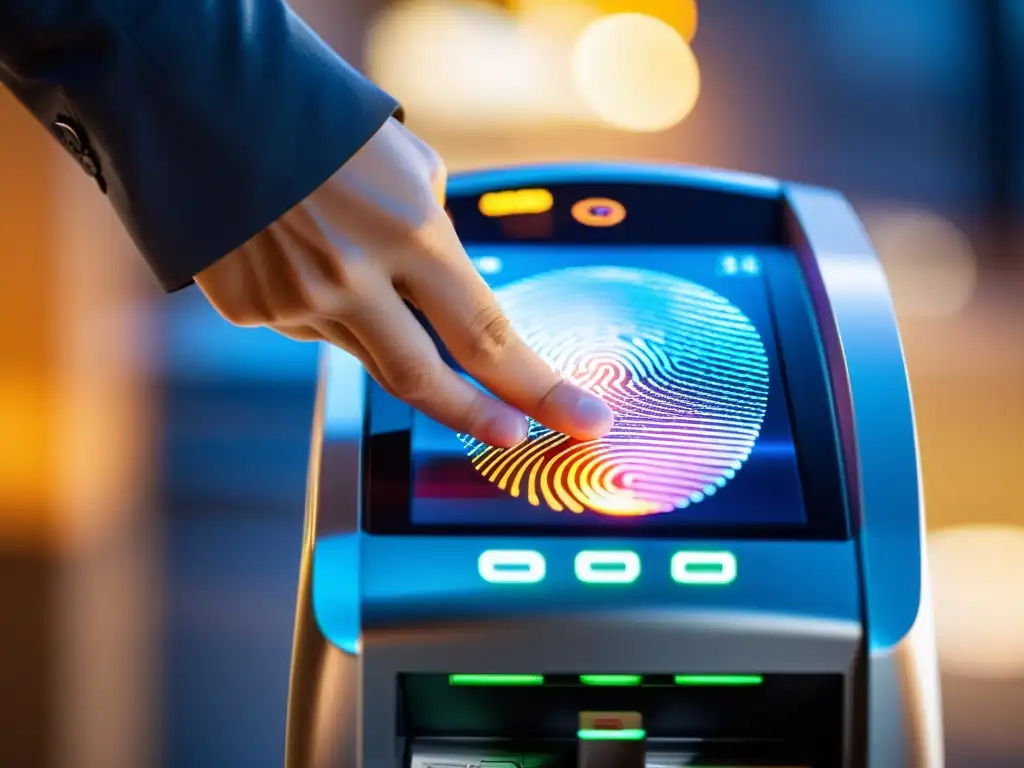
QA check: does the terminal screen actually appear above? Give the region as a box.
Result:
[407,246,808,534]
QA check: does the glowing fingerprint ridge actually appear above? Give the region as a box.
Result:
[459,266,770,517]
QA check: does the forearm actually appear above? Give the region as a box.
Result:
[0,0,399,290]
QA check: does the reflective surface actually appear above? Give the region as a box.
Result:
[453,265,775,520]
[410,252,804,530]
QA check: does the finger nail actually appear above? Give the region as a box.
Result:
[551,382,614,438]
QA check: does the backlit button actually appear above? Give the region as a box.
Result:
[670,550,736,584]
[575,550,641,584]
[478,549,546,584]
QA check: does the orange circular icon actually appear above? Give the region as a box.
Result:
[571,198,627,228]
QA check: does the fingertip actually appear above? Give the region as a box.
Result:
[569,405,615,441]
[566,400,615,441]
[478,413,529,448]
[539,381,615,441]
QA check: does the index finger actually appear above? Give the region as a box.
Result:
[399,237,614,441]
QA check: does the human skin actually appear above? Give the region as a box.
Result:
[196,119,615,448]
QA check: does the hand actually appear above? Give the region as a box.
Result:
[195,118,613,447]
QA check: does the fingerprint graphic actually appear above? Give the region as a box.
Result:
[458,266,770,517]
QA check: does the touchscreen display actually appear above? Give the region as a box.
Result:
[407,246,807,532]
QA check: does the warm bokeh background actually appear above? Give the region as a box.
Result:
[1,0,1021,766]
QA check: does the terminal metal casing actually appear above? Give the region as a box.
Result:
[283,164,943,768]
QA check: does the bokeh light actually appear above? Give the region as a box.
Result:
[367,0,576,128]
[590,0,698,40]
[862,208,978,318]
[369,1,703,135]
[929,524,1024,679]
[510,0,697,41]
[571,13,701,132]
[510,0,603,41]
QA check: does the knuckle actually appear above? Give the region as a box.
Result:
[428,156,448,201]
[387,198,442,251]
[297,263,363,319]
[406,126,445,177]
[327,256,366,292]
[389,357,442,403]
[432,157,448,186]
[466,305,516,363]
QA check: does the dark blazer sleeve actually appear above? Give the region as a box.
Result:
[0,0,401,291]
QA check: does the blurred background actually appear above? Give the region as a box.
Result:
[0,0,1021,765]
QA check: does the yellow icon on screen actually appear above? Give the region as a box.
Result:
[479,188,554,217]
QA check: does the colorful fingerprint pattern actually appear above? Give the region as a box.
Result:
[458,266,770,517]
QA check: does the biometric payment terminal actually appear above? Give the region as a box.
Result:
[285,163,943,768]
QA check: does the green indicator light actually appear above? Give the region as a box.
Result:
[578,728,646,741]
[575,550,641,584]
[448,674,544,686]
[670,551,737,585]
[580,675,642,686]
[674,674,763,686]
[478,550,546,584]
